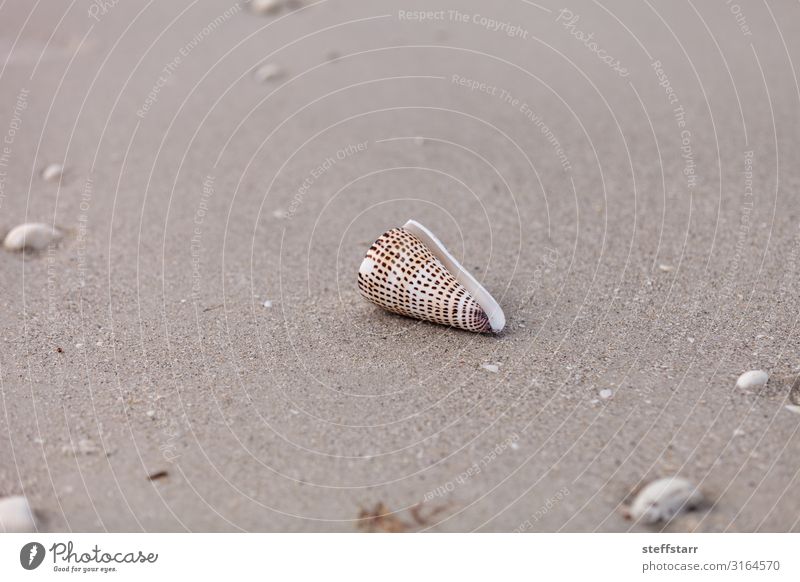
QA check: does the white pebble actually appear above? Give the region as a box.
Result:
[0,496,36,532]
[785,405,800,415]
[480,363,499,373]
[41,163,64,182]
[628,476,703,524]
[81,438,99,454]
[599,388,614,400]
[658,264,674,272]
[735,370,769,390]
[3,223,62,252]
[146,410,156,419]
[250,0,283,14]
[263,300,273,308]
[253,62,284,83]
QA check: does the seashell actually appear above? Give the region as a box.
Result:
[253,62,284,83]
[0,495,36,532]
[357,220,505,334]
[3,222,62,251]
[735,369,769,390]
[249,0,283,15]
[627,476,703,524]
[41,163,64,182]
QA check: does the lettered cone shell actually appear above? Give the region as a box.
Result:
[357,220,505,334]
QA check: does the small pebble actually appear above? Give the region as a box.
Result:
[249,0,283,15]
[80,438,100,454]
[790,377,800,405]
[658,264,674,272]
[253,62,284,83]
[146,410,156,419]
[627,476,703,524]
[480,363,499,373]
[263,300,273,308]
[599,388,614,400]
[147,470,169,481]
[735,369,769,390]
[3,223,62,252]
[41,163,64,182]
[785,405,800,415]
[0,495,36,532]
[733,428,745,437]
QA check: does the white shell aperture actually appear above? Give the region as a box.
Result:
[357,220,505,334]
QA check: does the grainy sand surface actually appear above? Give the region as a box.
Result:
[1,0,799,532]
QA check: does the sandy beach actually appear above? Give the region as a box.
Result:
[1,0,799,532]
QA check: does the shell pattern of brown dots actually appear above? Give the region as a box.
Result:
[357,227,492,333]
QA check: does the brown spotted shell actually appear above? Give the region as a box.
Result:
[357,227,492,333]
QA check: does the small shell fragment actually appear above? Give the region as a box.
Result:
[599,388,614,400]
[735,369,769,390]
[628,476,703,524]
[249,0,283,15]
[480,363,499,373]
[253,62,284,83]
[3,223,62,251]
[785,405,800,415]
[41,163,64,182]
[357,220,505,334]
[0,495,36,533]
